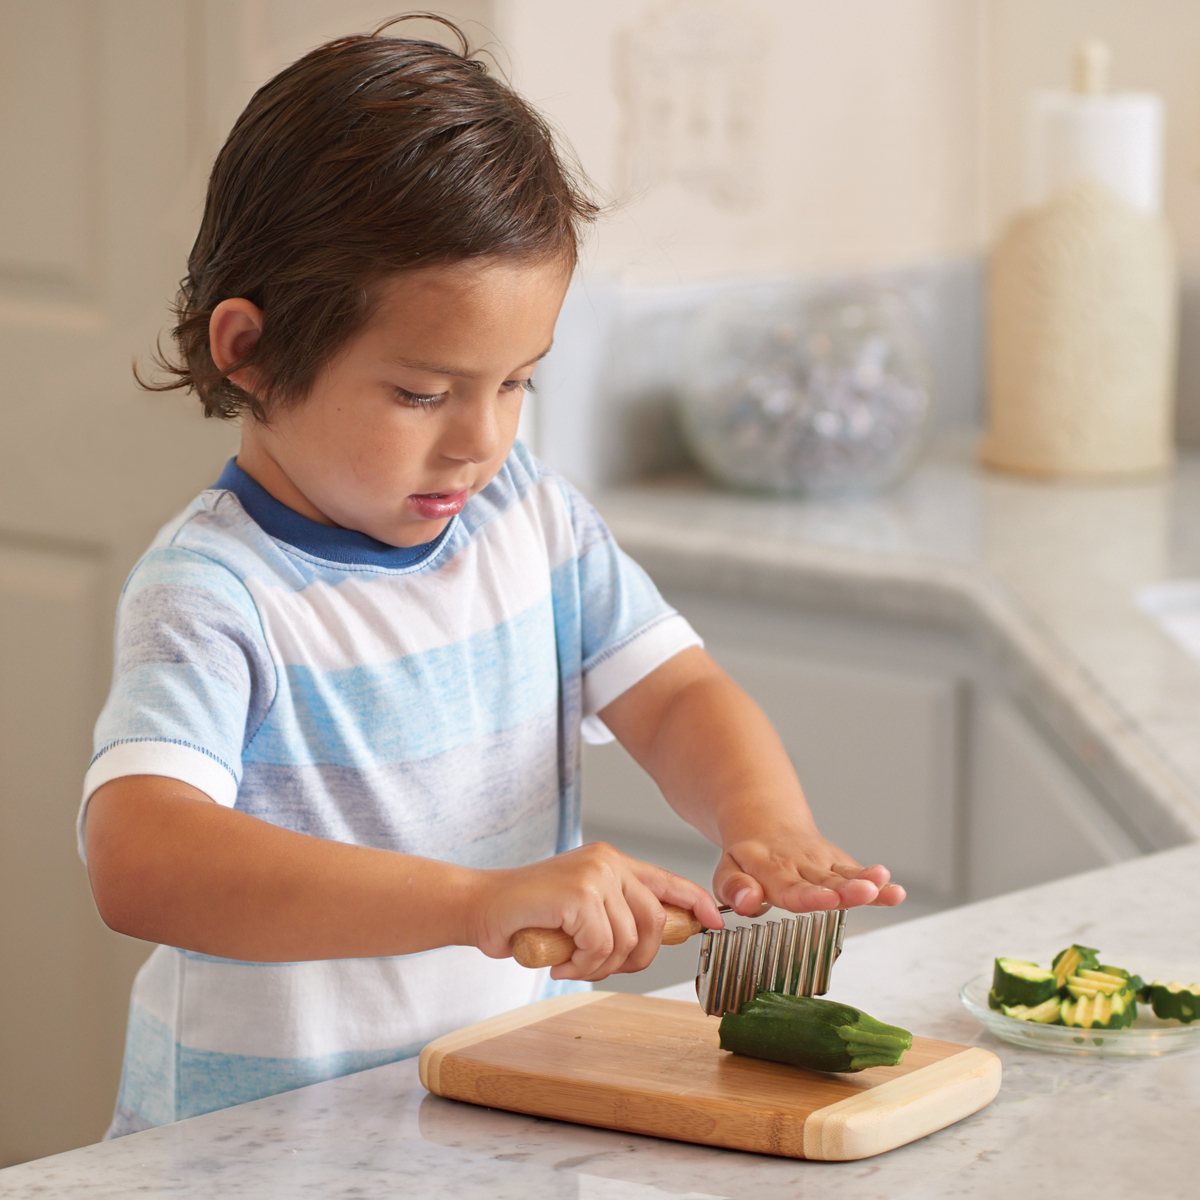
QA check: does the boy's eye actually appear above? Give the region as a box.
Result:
[394,387,446,408]
[393,378,536,407]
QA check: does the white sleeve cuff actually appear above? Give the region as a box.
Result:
[580,613,704,745]
[77,740,240,860]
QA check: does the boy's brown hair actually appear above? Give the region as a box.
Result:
[143,15,599,421]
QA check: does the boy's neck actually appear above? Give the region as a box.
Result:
[235,437,336,528]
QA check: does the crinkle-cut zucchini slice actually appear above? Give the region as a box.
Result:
[1066,968,1130,999]
[1052,944,1101,989]
[1100,964,1147,996]
[997,996,1063,1024]
[992,957,1059,1007]
[1142,982,1200,1023]
[1060,988,1137,1030]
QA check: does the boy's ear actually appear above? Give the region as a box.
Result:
[209,298,264,393]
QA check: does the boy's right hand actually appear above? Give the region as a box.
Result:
[470,842,723,982]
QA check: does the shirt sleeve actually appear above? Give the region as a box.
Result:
[78,545,277,857]
[556,476,703,744]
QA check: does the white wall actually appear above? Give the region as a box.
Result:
[495,0,984,281]
[491,0,1199,277]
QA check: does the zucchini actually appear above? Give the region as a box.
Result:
[1051,944,1100,988]
[992,957,1059,1007]
[985,945,1200,1033]
[1064,968,1130,999]
[1100,964,1147,996]
[1060,988,1137,1030]
[994,996,1062,1024]
[718,992,913,1073]
[1141,982,1200,1023]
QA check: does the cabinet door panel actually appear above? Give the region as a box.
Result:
[581,610,963,903]
[967,698,1141,899]
[711,645,962,900]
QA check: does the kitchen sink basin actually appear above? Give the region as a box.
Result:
[1137,581,1200,662]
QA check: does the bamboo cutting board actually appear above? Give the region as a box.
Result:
[419,991,1002,1161]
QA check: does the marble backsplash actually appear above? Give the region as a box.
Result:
[533,258,1200,492]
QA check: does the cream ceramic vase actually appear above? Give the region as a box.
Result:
[981,41,1178,480]
[982,180,1177,479]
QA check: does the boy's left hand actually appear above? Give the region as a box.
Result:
[600,647,908,919]
[714,824,906,916]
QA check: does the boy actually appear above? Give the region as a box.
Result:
[81,19,903,1137]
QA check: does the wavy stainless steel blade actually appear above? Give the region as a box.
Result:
[695,907,846,1016]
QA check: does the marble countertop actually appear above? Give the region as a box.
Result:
[592,435,1200,847]
[5,842,1198,1198]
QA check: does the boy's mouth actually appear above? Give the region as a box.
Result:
[408,490,469,520]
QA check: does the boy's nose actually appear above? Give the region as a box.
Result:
[443,396,508,464]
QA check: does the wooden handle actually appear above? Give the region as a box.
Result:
[511,904,704,968]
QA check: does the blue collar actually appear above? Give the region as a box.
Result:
[212,459,447,567]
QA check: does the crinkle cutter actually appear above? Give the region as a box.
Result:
[512,904,846,1015]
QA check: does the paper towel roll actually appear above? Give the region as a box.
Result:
[1026,90,1163,213]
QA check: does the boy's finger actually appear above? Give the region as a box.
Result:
[826,876,881,907]
[823,859,882,879]
[614,885,669,975]
[549,900,617,981]
[842,863,891,887]
[591,894,641,980]
[639,866,724,929]
[721,852,844,914]
[774,881,843,911]
[711,855,766,915]
[868,882,907,907]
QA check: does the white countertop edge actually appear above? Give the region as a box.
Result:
[599,500,1200,847]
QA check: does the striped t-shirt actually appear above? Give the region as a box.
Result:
[79,442,700,1137]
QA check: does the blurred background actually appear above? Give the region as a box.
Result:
[3,0,1199,1165]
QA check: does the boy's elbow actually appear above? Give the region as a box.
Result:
[82,777,178,939]
[88,869,137,937]
[84,801,143,937]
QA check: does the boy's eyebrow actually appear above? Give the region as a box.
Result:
[389,344,554,377]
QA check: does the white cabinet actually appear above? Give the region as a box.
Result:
[582,586,1146,956]
[966,697,1142,897]
[585,594,964,904]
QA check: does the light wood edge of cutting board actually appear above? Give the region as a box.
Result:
[802,1046,1003,1161]
[419,991,607,1094]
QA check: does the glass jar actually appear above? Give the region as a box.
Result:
[675,284,933,497]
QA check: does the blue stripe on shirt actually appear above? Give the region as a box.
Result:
[243,597,560,767]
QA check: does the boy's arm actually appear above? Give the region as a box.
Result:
[597,646,906,916]
[84,775,721,977]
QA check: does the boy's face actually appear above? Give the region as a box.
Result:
[237,256,572,548]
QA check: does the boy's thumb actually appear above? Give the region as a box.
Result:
[712,854,765,916]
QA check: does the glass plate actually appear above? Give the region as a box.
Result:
[959,973,1200,1058]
